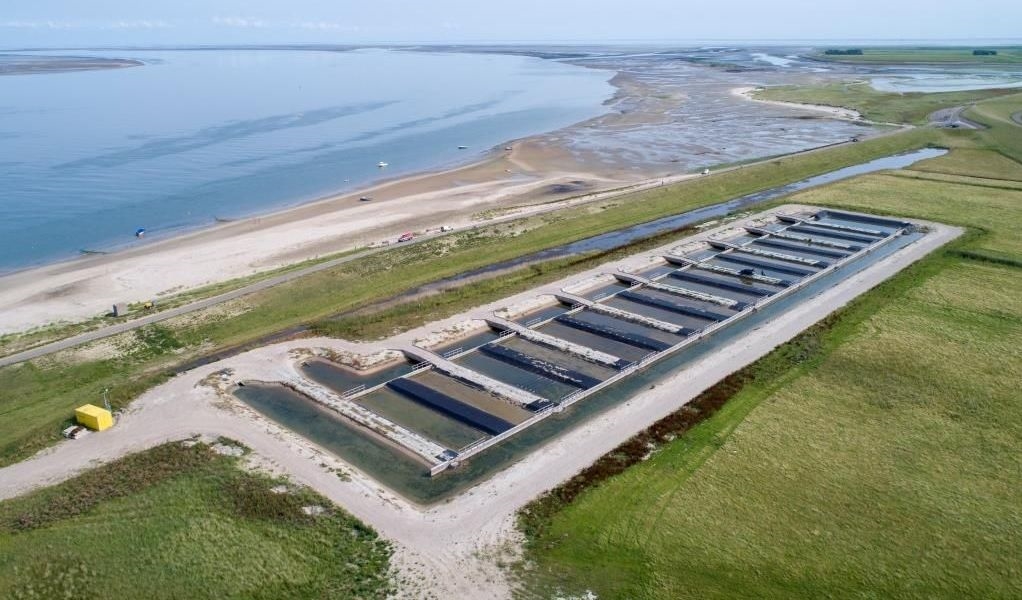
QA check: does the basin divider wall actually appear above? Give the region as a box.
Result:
[427,217,910,476]
[745,226,862,251]
[615,272,748,310]
[665,255,792,287]
[710,241,829,268]
[556,293,689,334]
[401,346,547,409]
[487,317,625,369]
[281,374,451,465]
[787,224,877,245]
[751,238,852,260]
[554,314,675,352]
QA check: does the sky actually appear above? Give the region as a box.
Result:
[1,0,1019,48]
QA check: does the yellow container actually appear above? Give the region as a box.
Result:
[75,404,113,431]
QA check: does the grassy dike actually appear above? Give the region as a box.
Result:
[516,94,1022,598]
[0,441,393,599]
[755,81,1016,124]
[812,47,1022,65]
[0,123,951,468]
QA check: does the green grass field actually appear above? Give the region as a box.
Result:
[1,64,1020,600]
[814,47,1022,65]
[755,81,1015,124]
[0,442,392,599]
[517,94,1022,599]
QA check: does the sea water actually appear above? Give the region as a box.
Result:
[0,48,614,271]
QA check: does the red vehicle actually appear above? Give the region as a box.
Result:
[398,232,414,243]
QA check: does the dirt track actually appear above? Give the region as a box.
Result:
[0,211,961,599]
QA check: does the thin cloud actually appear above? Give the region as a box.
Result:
[211,16,359,32]
[0,19,171,30]
[294,21,358,32]
[212,16,268,28]
[108,20,172,30]
[1,20,77,29]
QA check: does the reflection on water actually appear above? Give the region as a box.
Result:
[411,370,533,425]
[871,73,1022,93]
[512,302,571,325]
[235,382,436,487]
[357,386,486,450]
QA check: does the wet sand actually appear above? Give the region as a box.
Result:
[0,54,142,76]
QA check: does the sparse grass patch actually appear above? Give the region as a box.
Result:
[755,81,1015,124]
[813,47,1022,65]
[0,442,393,599]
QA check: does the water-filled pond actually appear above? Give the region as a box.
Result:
[235,227,924,504]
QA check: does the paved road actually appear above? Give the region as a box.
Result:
[1012,111,1022,126]
[929,105,984,130]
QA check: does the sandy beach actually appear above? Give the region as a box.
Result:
[0,139,634,335]
[0,56,877,337]
[731,85,865,120]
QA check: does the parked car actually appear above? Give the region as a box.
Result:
[398,232,414,242]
